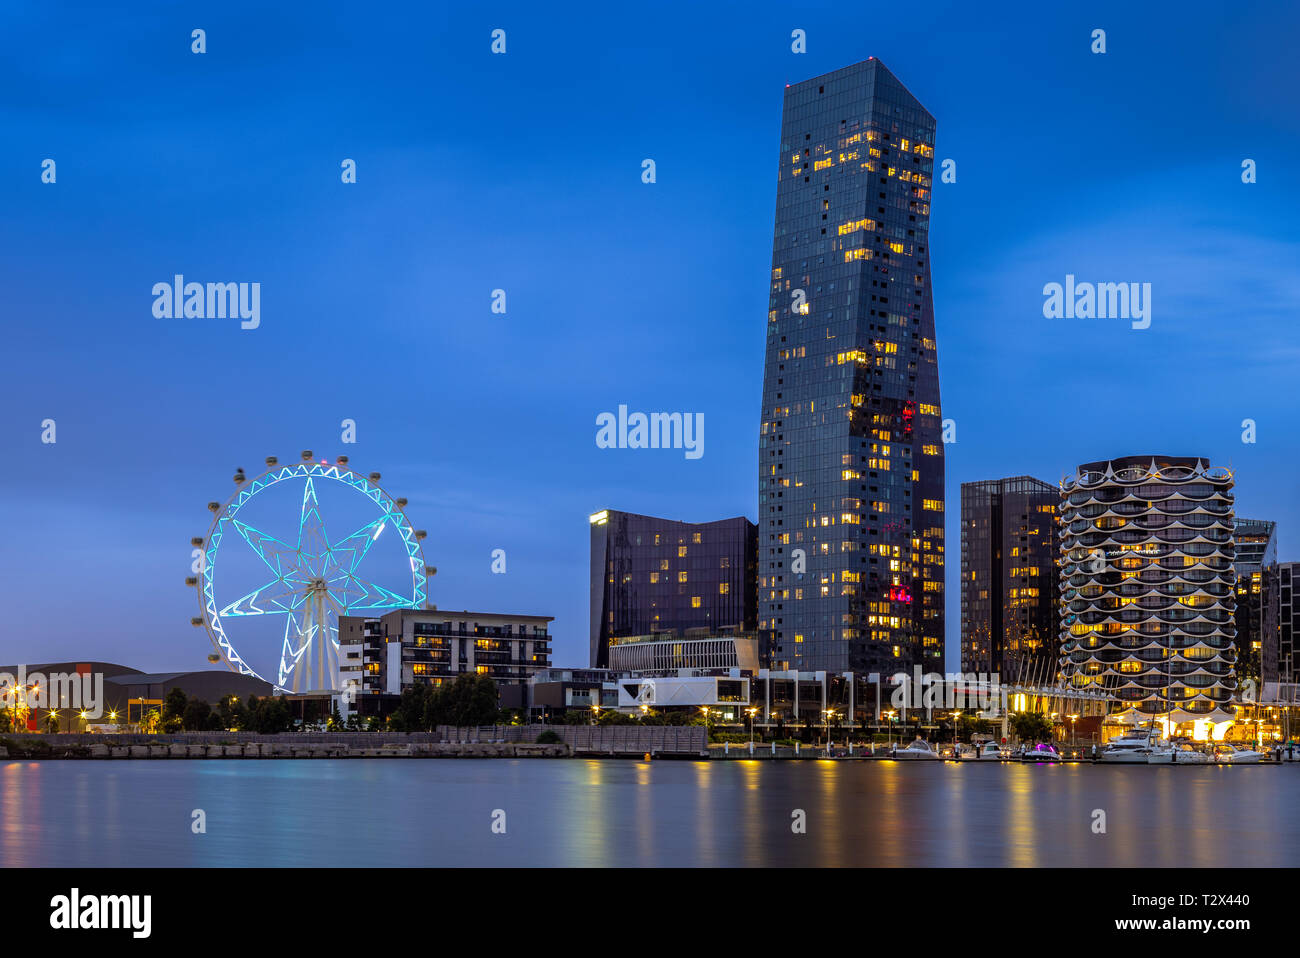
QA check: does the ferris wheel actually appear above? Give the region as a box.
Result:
[188,452,433,693]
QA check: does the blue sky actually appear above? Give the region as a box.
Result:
[1,1,1298,673]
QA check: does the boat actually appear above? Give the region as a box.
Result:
[893,739,940,760]
[1215,744,1264,764]
[1099,732,1160,764]
[974,742,1008,760]
[1146,744,1175,765]
[953,743,977,760]
[1021,742,1065,762]
[1169,743,1212,765]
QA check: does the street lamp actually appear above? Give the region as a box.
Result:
[1069,713,1079,746]
[746,707,758,747]
[822,709,838,754]
[884,709,897,749]
[590,703,600,726]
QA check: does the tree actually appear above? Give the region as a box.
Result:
[182,699,213,731]
[216,695,247,731]
[1010,712,1054,743]
[435,675,499,727]
[43,711,60,733]
[243,695,293,734]
[327,704,344,731]
[390,684,431,732]
[161,687,189,732]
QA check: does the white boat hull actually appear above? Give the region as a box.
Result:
[1218,752,1263,764]
[1099,752,1149,764]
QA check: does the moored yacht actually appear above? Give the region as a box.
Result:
[1146,744,1175,764]
[974,741,1008,761]
[893,739,940,760]
[1021,742,1065,762]
[1099,731,1160,764]
[1169,743,1212,764]
[1215,744,1264,764]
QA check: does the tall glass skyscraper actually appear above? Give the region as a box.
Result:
[960,477,1059,680]
[1233,518,1277,685]
[758,59,944,674]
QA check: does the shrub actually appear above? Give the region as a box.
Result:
[535,730,563,745]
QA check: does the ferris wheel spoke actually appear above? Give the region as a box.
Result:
[277,617,312,686]
[326,516,391,576]
[296,478,334,577]
[230,519,304,580]
[219,580,308,617]
[335,574,419,611]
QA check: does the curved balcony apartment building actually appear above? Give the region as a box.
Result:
[1058,456,1238,725]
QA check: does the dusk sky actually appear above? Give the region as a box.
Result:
[2,1,1298,674]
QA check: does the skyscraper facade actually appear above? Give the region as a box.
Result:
[758,58,944,675]
[960,477,1059,680]
[1058,456,1237,725]
[588,510,757,668]
[1232,518,1277,685]
[1273,562,1300,688]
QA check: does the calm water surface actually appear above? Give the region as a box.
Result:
[2,759,1295,867]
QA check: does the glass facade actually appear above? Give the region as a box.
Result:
[1058,456,1238,722]
[758,58,944,674]
[588,510,758,668]
[960,477,1059,680]
[1232,518,1277,685]
[1276,563,1300,686]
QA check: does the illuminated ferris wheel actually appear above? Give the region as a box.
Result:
[188,452,433,693]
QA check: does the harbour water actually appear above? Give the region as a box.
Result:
[2,759,1295,867]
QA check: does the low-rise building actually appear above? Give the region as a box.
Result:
[338,607,553,717]
[607,629,760,673]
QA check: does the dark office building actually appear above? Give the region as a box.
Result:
[1233,518,1278,685]
[589,510,757,668]
[1271,562,1300,688]
[758,58,944,674]
[960,477,1060,680]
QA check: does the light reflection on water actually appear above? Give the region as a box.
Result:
[1,759,1294,867]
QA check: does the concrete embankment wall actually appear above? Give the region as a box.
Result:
[1,725,708,759]
[0,738,568,759]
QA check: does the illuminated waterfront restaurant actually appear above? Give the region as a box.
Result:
[1058,456,1239,739]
